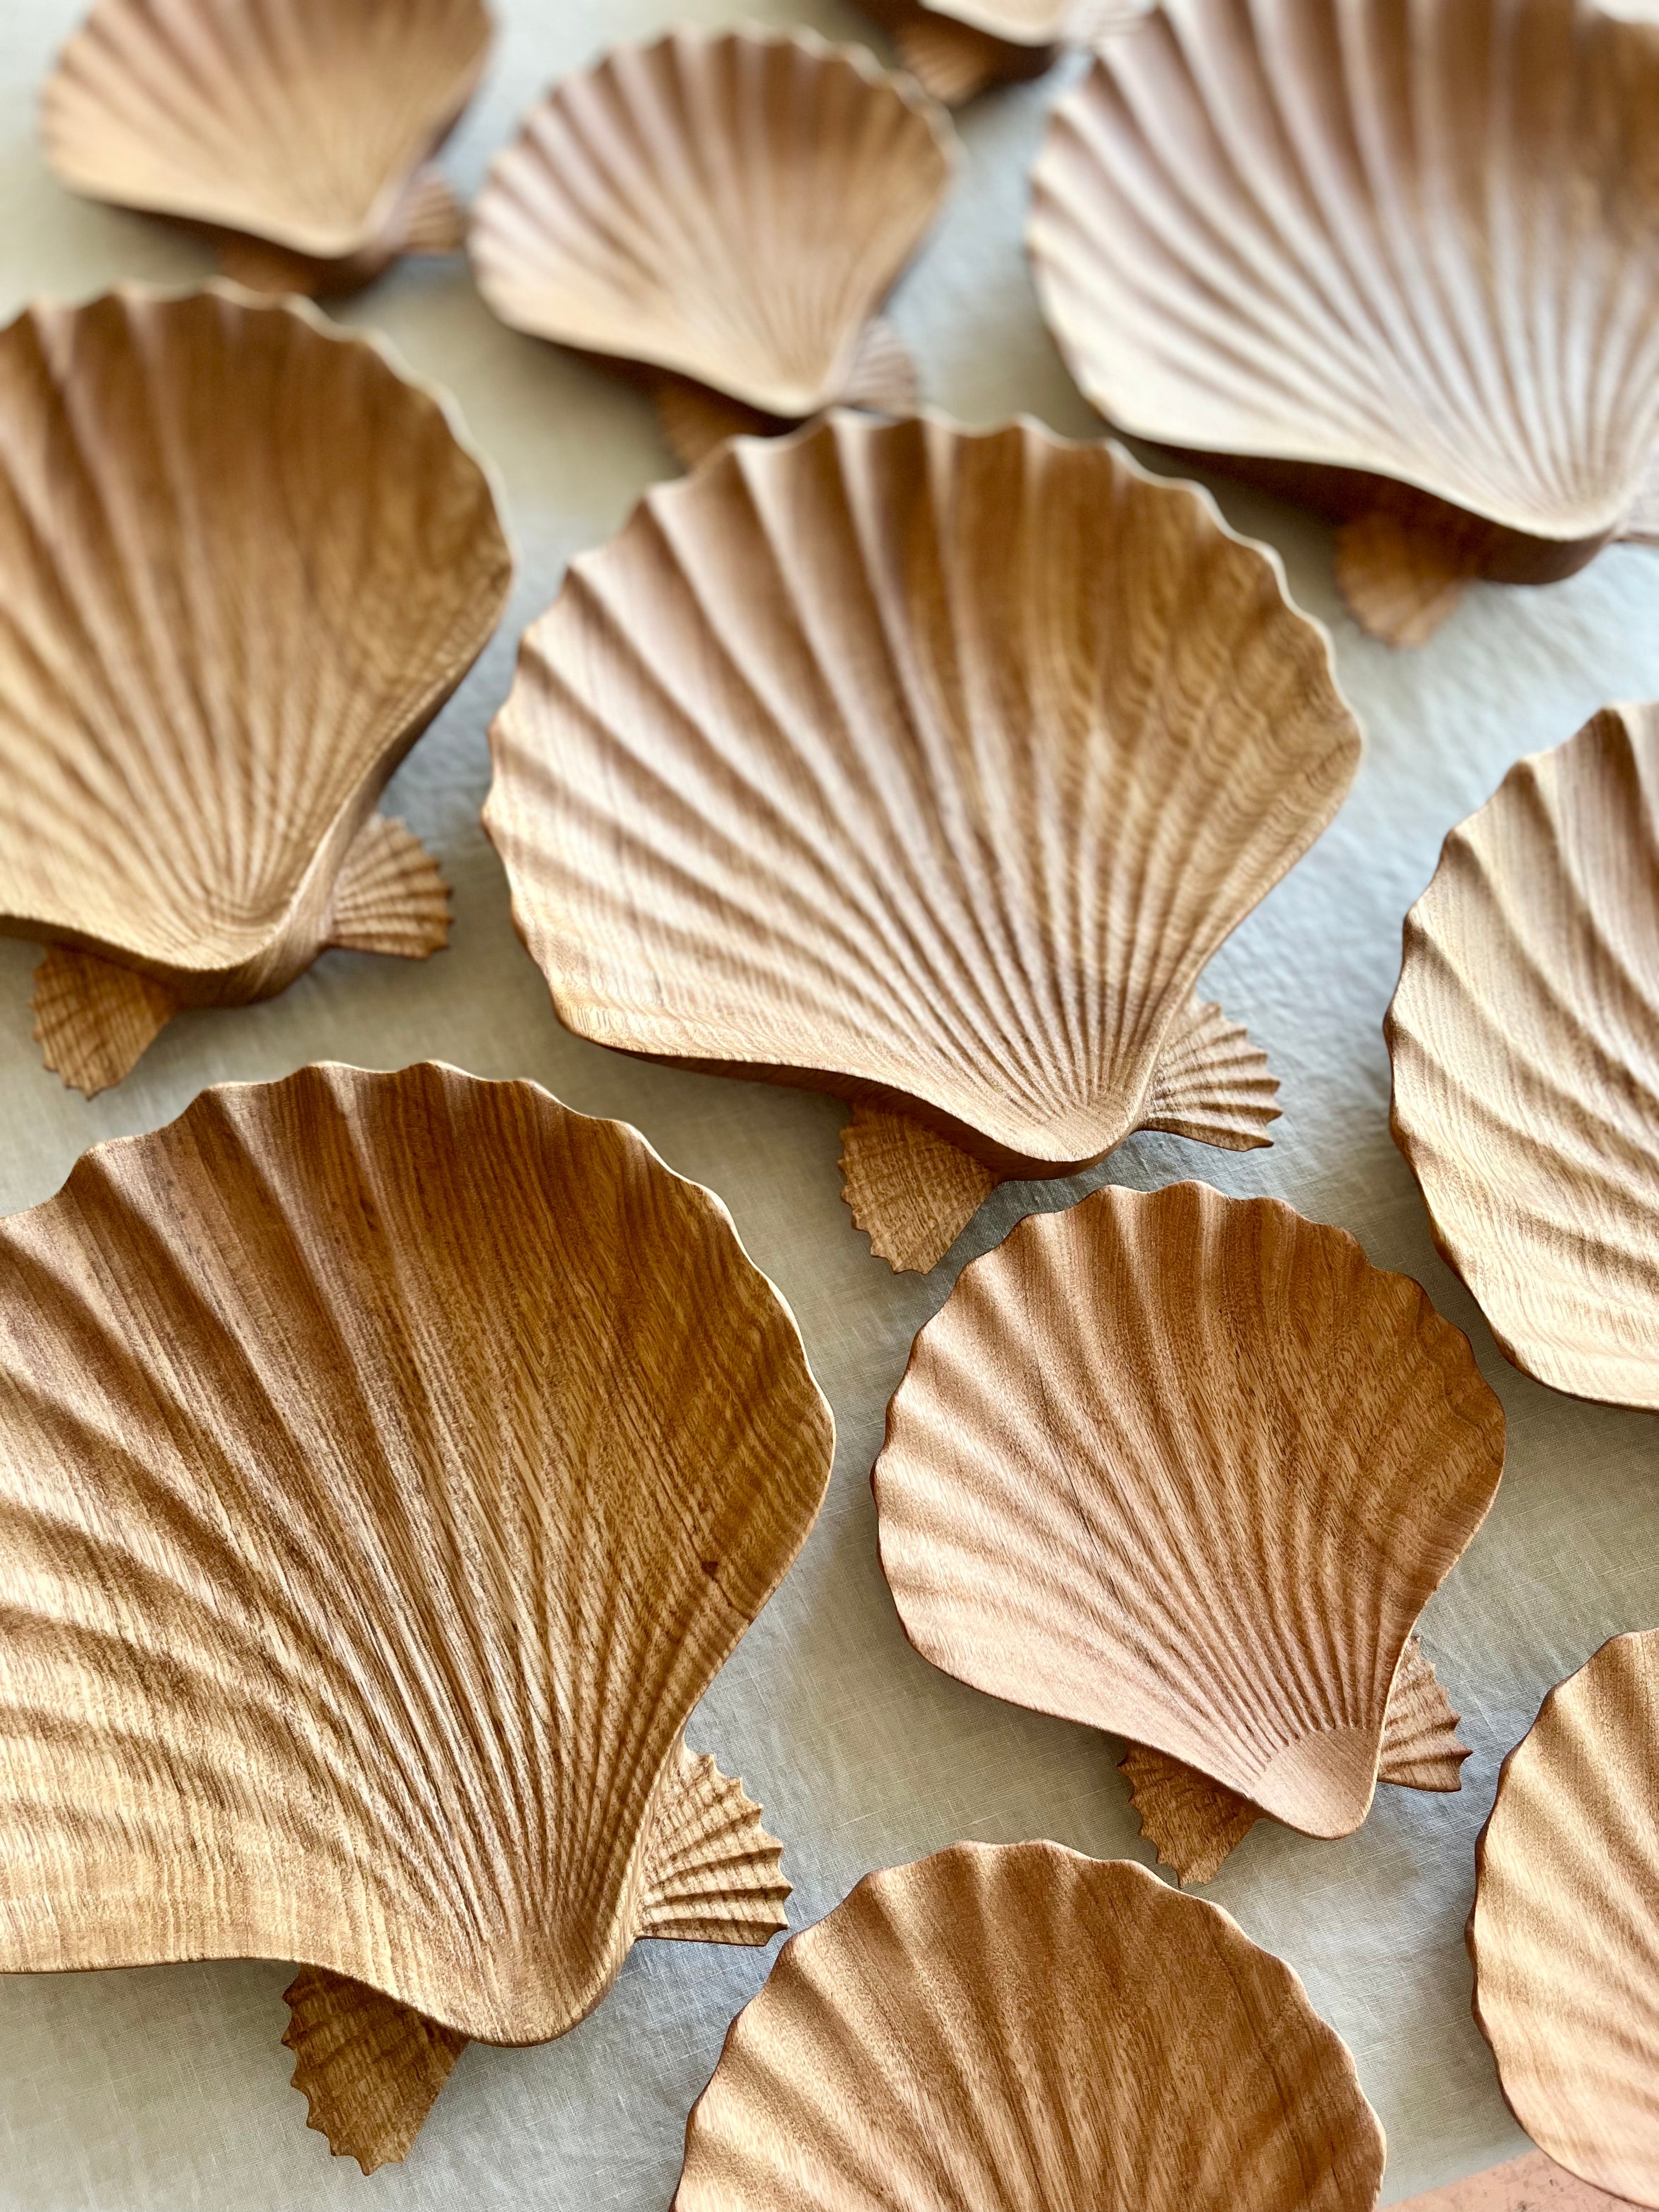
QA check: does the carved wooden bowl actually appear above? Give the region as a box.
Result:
[1389,703,1659,1410]
[41,0,489,295]
[0,284,511,1096]
[485,412,1361,1272]
[1469,1632,1659,2206]
[0,1060,834,2170]
[1028,0,1659,645]
[675,1841,1387,2209]
[873,1181,1505,1881]
[855,0,1145,105]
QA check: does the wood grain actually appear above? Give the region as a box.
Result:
[1029,0,1659,640]
[873,1182,1504,1865]
[675,1840,1386,2208]
[0,285,510,1093]
[1397,2153,1644,2210]
[1470,1632,1659,2207]
[486,413,1359,1269]
[1389,703,1659,1409]
[41,0,488,294]
[0,1061,833,2162]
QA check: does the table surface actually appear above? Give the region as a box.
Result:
[3,3,1657,2207]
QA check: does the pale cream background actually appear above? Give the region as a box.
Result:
[1,3,1656,2205]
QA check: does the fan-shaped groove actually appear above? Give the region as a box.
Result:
[284,1966,468,2175]
[326,813,451,960]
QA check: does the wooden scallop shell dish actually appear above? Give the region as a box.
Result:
[873,1182,1505,1881]
[1469,1632,1659,2205]
[1389,703,1659,1410]
[484,413,1361,1274]
[0,1060,834,2171]
[42,0,489,295]
[0,285,511,1097]
[468,30,958,467]
[675,1841,1387,2210]
[856,0,1147,106]
[1029,0,1659,646]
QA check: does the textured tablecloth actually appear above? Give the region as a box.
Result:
[2,2,1657,2205]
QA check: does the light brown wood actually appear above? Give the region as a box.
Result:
[675,1840,1386,2209]
[1397,2153,1645,2210]
[469,29,957,450]
[485,413,1359,1269]
[1029,0,1659,643]
[873,1182,1504,1870]
[0,1060,834,2164]
[41,0,488,295]
[859,0,1147,104]
[1470,1632,1659,2207]
[1389,702,1659,1409]
[0,284,510,1094]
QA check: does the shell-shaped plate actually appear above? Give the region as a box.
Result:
[859,0,1149,109]
[1389,703,1659,1409]
[0,1062,833,2051]
[675,1841,1386,2209]
[873,1182,1504,1841]
[468,30,957,419]
[42,0,489,273]
[484,413,1359,1187]
[1470,1632,1659,2205]
[1029,0,1659,563]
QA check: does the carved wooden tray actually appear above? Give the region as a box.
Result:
[0,284,511,1096]
[1398,2154,1644,2210]
[468,29,958,467]
[1028,0,1659,646]
[1389,703,1659,1410]
[1470,1632,1659,2207]
[485,412,1361,1272]
[41,0,489,295]
[675,1840,1386,2208]
[855,0,1144,105]
[873,1181,1505,1881]
[0,1060,834,2171]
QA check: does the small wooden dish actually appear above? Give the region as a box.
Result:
[41,0,489,295]
[0,284,511,1096]
[1389,703,1659,1409]
[873,1181,1505,1881]
[0,1060,834,2171]
[1028,0,1659,646]
[1469,1632,1659,2207]
[675,1840,1386,2209]
[485,412,1361,1272]
[467,29,959,468]
[856,0,1145,106]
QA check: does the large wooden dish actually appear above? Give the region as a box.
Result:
[468,30,958,467]
[485,413,1361,1272]
[675,1841,1386,2209]
[1389,703,1659,1409]
[0,1061,833,2170]
[0,284,511,1096]
[1469,1632,1659,2206]
[1028,0,1659,646]
[41,0,489,295]
[873,1182,1505,1880]
[855,0,1145,106]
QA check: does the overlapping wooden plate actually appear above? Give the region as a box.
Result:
[873,1181,1505,1881]
[1028,0,1659,646]
[42,0,489,295]
[0,1060,834,2171]
[485,412,1361,1272]
[674,1840,1386,2209]
[0,283,511,1096]
[1469,1632,1659,2207]
[1389,704,1659,1409]
[856,0,1146,106]
[468,29,959,467]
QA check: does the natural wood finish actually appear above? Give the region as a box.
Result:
[1470,1632,1659,2207]
[652,319,919,472]
[859,0,1146,105]
[873,1182,1504,1867]
[1389,703,1659,1409]
[0,1061,833,2162]
[486,413,1359,1269]
[1397,2153,1644,2210]
[1029,0,1659,640]
[42,0,488,295]
[675,1840,1386,2209]
[0,285,509,1094]
[469,30,957,445]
